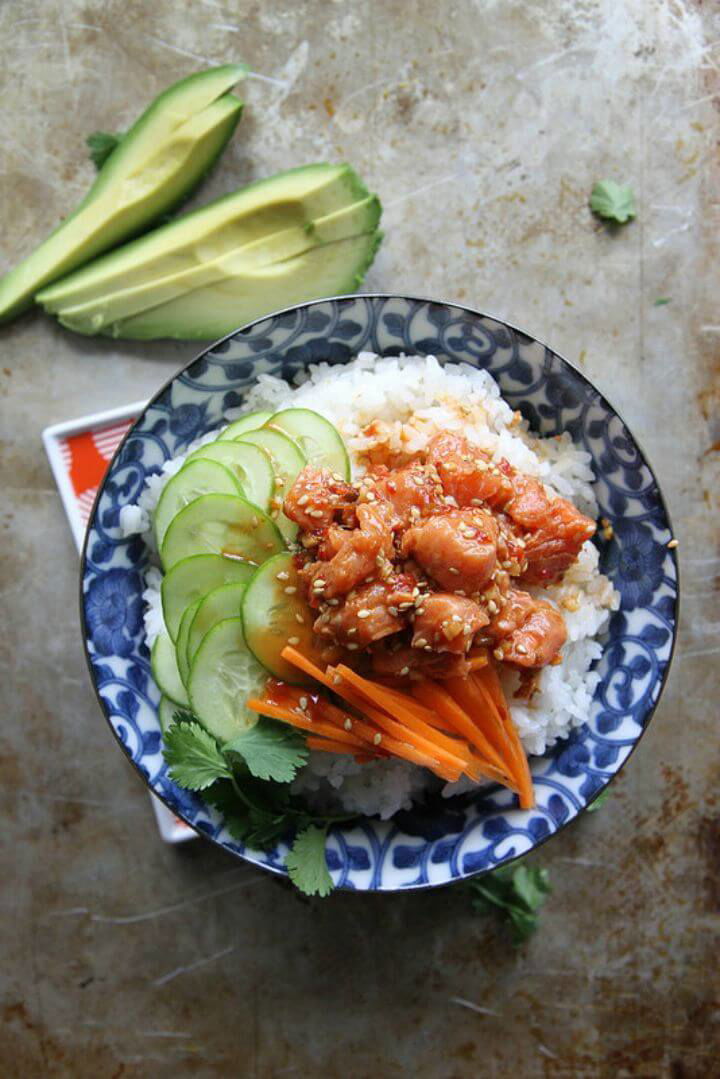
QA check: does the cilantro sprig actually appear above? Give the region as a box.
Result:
[589,179,636,225]
[465,863,551,944]
[164,712,349,897]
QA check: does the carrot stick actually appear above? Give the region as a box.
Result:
[335,664,477,768]
[246,697,368,750]
[410,679,512,779]
[280,646,335,689]
[306,735,380,758]
[445,675,514,762]
[372,681,459,732]
[472,667,534,809]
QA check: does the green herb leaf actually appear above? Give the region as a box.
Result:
[586,787,611,812]
[654,297,671,306]
[286,825,333,897]
[86,131,124,171]
[589,180,636,224]
[225,718,308,783]
[162,720,230,791]
[466,863,550,945]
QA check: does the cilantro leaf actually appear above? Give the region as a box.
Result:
[586,787,611,812]
[162,720,230,791]
[224,718,308,783]
[466,863,550,945]
[86,131,124,171]
[285,825,333,897]
[589,180,636,224]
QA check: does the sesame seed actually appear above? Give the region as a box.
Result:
[516,644,528,655]
[414,637,428,648]
[276,570,289,581]
[373,733,382,746]
[415,607,425,615]
[284,585,297,595]
[347,643,359,650]
[344,718,353,730]
[274,477,285,489]
[667,538,678,549]
[455,589,467,596]
[400,666,410,676]
[493,648,504,660]
[313,578,327,588]
[299,696,308,710]
[297,493,309,506]
[487,600,498,615]
[444,495,459,507]
[388,606,399,616]
[476,460,488,472]
[444,462,456,472]
[424,645,433,652]
[332,473,344,483]
[295,612,304,624]
[357,609,371,619]
[347,627,357,635]
[288,636,301,645]
[452,614,462,622]
[448,567,460,575]
[327,598,340,606]
[309,509,325,519]
[463,623,473,634]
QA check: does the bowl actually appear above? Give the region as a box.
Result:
[80,294,679,891]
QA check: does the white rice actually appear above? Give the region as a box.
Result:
[125,354,619,819]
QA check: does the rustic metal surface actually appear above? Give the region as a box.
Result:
[1,1,718,1075]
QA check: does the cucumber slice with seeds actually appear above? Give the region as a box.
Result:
[176,600,201,686]
[187,439,274,511]
[151,631,190,706]
[187,581,248,669]
[161,553,255,640]
[267,408,350,479]
[218,410,273,440]
[241,552,317,684]
[154,458,241,549]
[236,428,306,542]
[188,617,266,742]
[160,492,284,571]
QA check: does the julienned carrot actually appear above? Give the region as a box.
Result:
[280,646,335,689]
[445,675,514,762]
[246,696,368,750]
[473,667,534,809]
[306,735,379,757]
[281,646,464,780]
[335,664,477,767]
[411,679,511,779]
[373,681,459,732]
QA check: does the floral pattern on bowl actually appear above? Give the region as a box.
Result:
[81,295,678,891]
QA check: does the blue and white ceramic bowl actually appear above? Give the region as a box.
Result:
[81,295,678,891]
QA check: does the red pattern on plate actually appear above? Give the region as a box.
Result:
[61,419,134,525]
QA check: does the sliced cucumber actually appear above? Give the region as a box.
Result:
[188,617,266,742]
[176,600,201,686]
[153,459,241,549]
[161,553,255,640]
[187,440,274,511]
[241,552,318,684]
[218,410,273,440]
[236,428,306,542]
[151,631,190,706]
[187,581,248,669]
[158,695,179,732]
[267,408,350,480]
[160,493,284,571]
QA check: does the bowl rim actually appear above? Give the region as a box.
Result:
[78,292,680,891]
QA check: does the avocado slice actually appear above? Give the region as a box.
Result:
[0,64,246,323]
[50,196,381,327]
[38,164,370,312]
[83,230,382,340]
